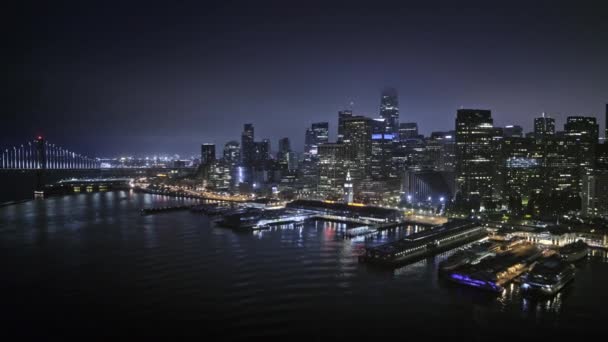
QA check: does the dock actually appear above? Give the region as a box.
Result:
[140,205,195,215]
[444,242,545,293]
[359,220,487,266]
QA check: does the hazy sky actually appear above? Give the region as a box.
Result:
[6,0,608,156]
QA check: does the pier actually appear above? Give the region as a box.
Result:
[140,205,195,215]
[359,220,487,266]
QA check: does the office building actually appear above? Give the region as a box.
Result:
[455,109,496,207]
[399,122,419,140]
[534,113,556,139]
[338,110,353,142]
[380,87,399,135]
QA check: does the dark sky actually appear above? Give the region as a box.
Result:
[6,0,608,157]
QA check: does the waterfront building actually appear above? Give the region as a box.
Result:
[344,170,353,203]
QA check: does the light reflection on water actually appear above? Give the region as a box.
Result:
[0,191,606,337]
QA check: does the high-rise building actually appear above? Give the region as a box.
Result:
[501,137,541,215]
[254,139,271,163]
[241,124,255,165]
[317,143,349,199]
[223,141,240,166]
[304,128,316,155]
[582,170,608,218]
[534,114,556,139]
[399,122,419,140]
[312,122,329,145]
[342,116,372,184]
[338,110,353,142]
[277,137,291,161]
[564,116,599,143]
[455,109,496,207]
[370,132,395,180]
[343,171,353,203]
[201,143,216,166]
[286,151,298,171]
[380,87,399,135]
[426,131,456,172]
[503,125,524,138]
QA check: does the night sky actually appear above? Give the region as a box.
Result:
[6,0,608,157]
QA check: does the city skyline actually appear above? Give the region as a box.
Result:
[6,1,608,155]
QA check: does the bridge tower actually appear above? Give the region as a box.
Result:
[34,136,46,199]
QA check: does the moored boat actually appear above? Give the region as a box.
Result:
[558,240,588,262]
[520,255,575,296]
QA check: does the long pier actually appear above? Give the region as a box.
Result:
[359,220,488,267]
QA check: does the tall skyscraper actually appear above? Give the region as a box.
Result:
[399,122,418,140]
[201,143,216,165]
[565,116,599,143]
[562,116,599,190]
[277,137,291,161]
[305,122,329,156]
[254,139,271,162]
[318,143,349,198]
[380,87,399,135]
[312,122,329,145]
[370,132,395,180]
[241,124,255,165]
[455,109,495,207]
[337,110,353,142]
[534,113,555,139]
[342,116,372,183]
[223,141,240,166]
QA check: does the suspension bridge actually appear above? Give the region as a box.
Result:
[0,136,100,170]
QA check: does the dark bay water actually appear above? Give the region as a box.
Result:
[1,191,606,338]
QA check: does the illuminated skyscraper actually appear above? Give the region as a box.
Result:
[534,113,555,139]
[201,143,216,166]
[337,110,353,142]
[241,123,255,165]
[380,87,399,136]
[223,141,240,165]
[370,132,395,180]
[318,143,349,199]
[312,122,329,145]
[342,116,372,183]
[455,109,495,207]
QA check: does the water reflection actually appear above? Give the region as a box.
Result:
[0,193,606,336]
